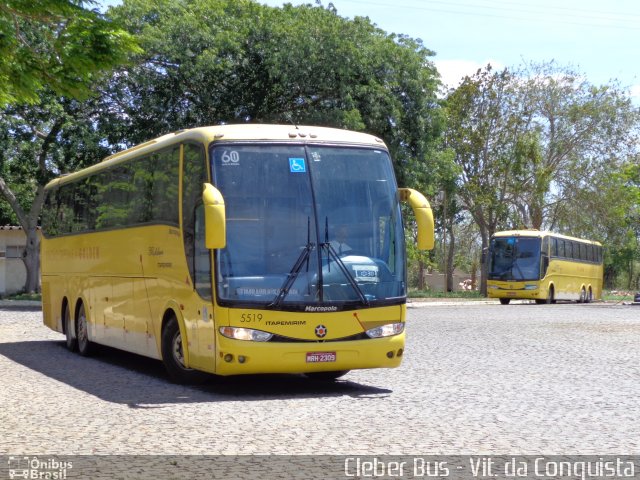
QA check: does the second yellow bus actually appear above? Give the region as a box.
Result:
[487,230,603,304]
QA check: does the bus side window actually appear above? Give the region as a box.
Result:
[541,236,549,277]
[182,143,211,300]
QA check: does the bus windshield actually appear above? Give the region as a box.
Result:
[212,144,405,309]
[488,236,541,281]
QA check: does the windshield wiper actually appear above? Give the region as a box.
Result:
[269,242,315,308]
[321,241,370,307]
[269,217,314,308]
[508,245,525,280]
[321,217,369,307]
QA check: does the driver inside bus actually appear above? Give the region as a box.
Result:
[330,225,352,255]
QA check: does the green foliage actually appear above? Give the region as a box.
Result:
[408,289,482,299]
[3,292,42,301]
[0,0,140,106]
[105,0,444,190]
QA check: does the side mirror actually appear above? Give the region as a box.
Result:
[399,188,434,250]
[202,183,226,249]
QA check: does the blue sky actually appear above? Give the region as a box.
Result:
[259,0,640,99]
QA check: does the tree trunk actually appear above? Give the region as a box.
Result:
[479,229,489,296]
[445,225,455,292]
[22,226,41,293]
[417,258,426,291]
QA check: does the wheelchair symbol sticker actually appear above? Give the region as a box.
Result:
[289,158,306,173]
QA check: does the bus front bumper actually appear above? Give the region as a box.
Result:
[213,332,405,376]
[487,283,542,300]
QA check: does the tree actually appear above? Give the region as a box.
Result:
[445,61,640,294]
[105,0,444,187]
[0,95,115,293]
[0,0,138,106]
[444,66,526,295]
[509,61,640,231]
[558,157,640,288]
[0,1,139,292]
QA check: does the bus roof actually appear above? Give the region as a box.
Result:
[492,229,602,246]
[45,125,387,189]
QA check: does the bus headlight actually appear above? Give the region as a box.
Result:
[524,284,538,290]
[365,322,405,338]
[219,327,273,342]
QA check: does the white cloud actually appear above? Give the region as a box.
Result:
[434,59,505,89]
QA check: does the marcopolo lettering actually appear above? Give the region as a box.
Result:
[304,306,339,312]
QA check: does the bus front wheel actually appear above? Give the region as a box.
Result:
[161,316,207,384]
[499,298,511,305]
[546,287,555,304]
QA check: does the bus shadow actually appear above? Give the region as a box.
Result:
[0,340,392,406]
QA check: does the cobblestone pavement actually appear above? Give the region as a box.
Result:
[0,303,638,455]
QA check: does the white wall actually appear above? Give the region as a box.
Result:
[0,228,27,295]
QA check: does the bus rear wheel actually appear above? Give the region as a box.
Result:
[578,288,586,303]
[64,302,77,352]
[161,316,207,384]
[499,298,511,305]
[304,370,350,381]
[76,302,94,356]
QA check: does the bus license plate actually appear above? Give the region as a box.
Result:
[306,351,336,363]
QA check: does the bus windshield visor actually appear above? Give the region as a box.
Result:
[211,144,406,308]
[488,236,541,281]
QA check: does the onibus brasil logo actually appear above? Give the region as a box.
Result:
[8,456,72,479]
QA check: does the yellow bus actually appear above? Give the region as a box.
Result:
[41,125,434,383]
[487,230,603,305]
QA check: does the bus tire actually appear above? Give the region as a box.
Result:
[546,286,555,304]
[578,288,586,304]
[64,302,78,352]
[499,298,510,305]
[304,370,350,381]
[535,299,546,304]
[586,288,593,303]
[161,316,207,385]
[76,302,94,357]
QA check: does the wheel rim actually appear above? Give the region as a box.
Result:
[78,308,88,349]
[65,307,74,346]
[172,332,187,369]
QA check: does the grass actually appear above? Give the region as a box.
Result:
[4,292,42,301]
[602,290,635,302]
[408,289,483,299]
